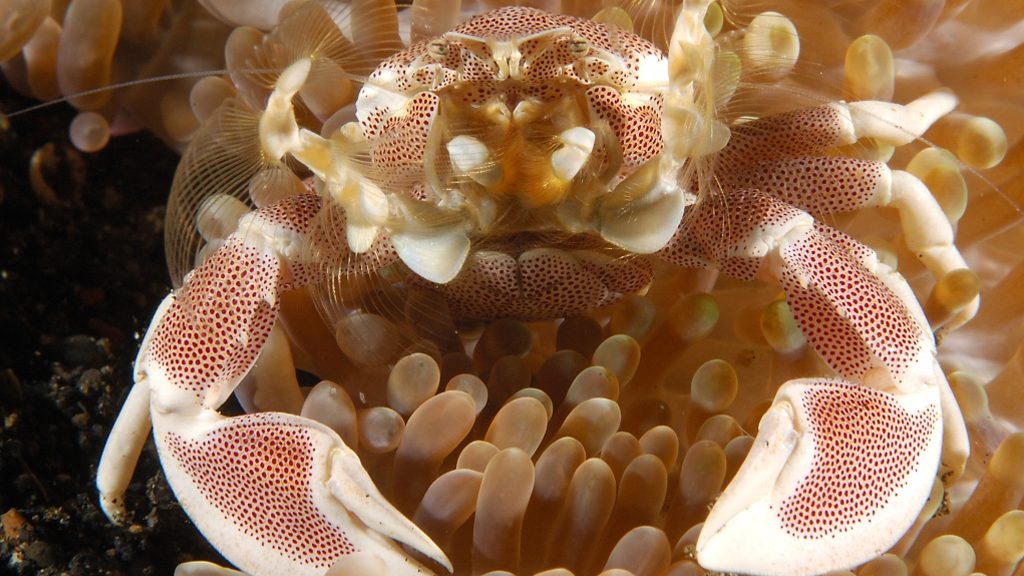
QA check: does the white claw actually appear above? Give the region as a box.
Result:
[447,135,489,174]
[447,135,502,187]
[390,196,471,283]
[699,401,799,543]
[174,561,246,576]
[346,179,389,253]
[259,58,312,161]
[697,380,943,576]
[598,160,686,254]
[551,127,596,181]
[391,225,471,283]
[328,450,453,572]
[97,376,153,524]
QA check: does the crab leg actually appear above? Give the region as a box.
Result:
[593,3,974,335]
[98,194,450,576]
[715,94,977,331]
[661,190,961,575]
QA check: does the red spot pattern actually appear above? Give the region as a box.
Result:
[781,223,921,381]
[345,7,672,322]
[587,85,664,167]
[431,251,519,317]
[304,203,402,308]
[306,203,400,271]
[816,224,878,268]
[417,248,653,320]
[717,106,848,167]
[722,157,887,215]
[657,204,712,271]
[583,252,655,295]
[262,193,324,288]
[779,381,938,538]
[687,189,808,281]
[148,195,322,400]
[360,6,666,195]
[255,193,322,236]
[437,7,663,90]
[369,92,439,172]
[166,414,357,567]
[517,34,578,83]
[653,94,927,381]
[661,189,921,381]
[150,240,280,399]
[520,249,606,304]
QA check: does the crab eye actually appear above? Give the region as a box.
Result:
[568,35,590,57]
[428,39,449,60]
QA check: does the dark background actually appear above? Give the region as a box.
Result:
[0,84,225,574]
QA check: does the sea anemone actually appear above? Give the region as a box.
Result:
[2,1,1022,575]
[1,0,233,151]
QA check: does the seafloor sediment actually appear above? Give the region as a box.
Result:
[0,83,228,574]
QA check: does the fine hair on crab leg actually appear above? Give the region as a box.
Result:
[653,13,976,551]
[577,0,715,257]
[0,0,411,153]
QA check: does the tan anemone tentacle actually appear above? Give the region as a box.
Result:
[53,1,1023,575]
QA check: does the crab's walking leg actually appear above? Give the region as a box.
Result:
[715,94,978,332]
[98,194,449,576]
[661,190,959,575]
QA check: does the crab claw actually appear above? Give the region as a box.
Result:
[150,409,450,576]
[100,194,451,576]
[696,379,942,575]
[665,190,965,575]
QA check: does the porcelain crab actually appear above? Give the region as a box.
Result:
[95,3,977,575]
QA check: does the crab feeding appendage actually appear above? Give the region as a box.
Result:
[97,4,973,576]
